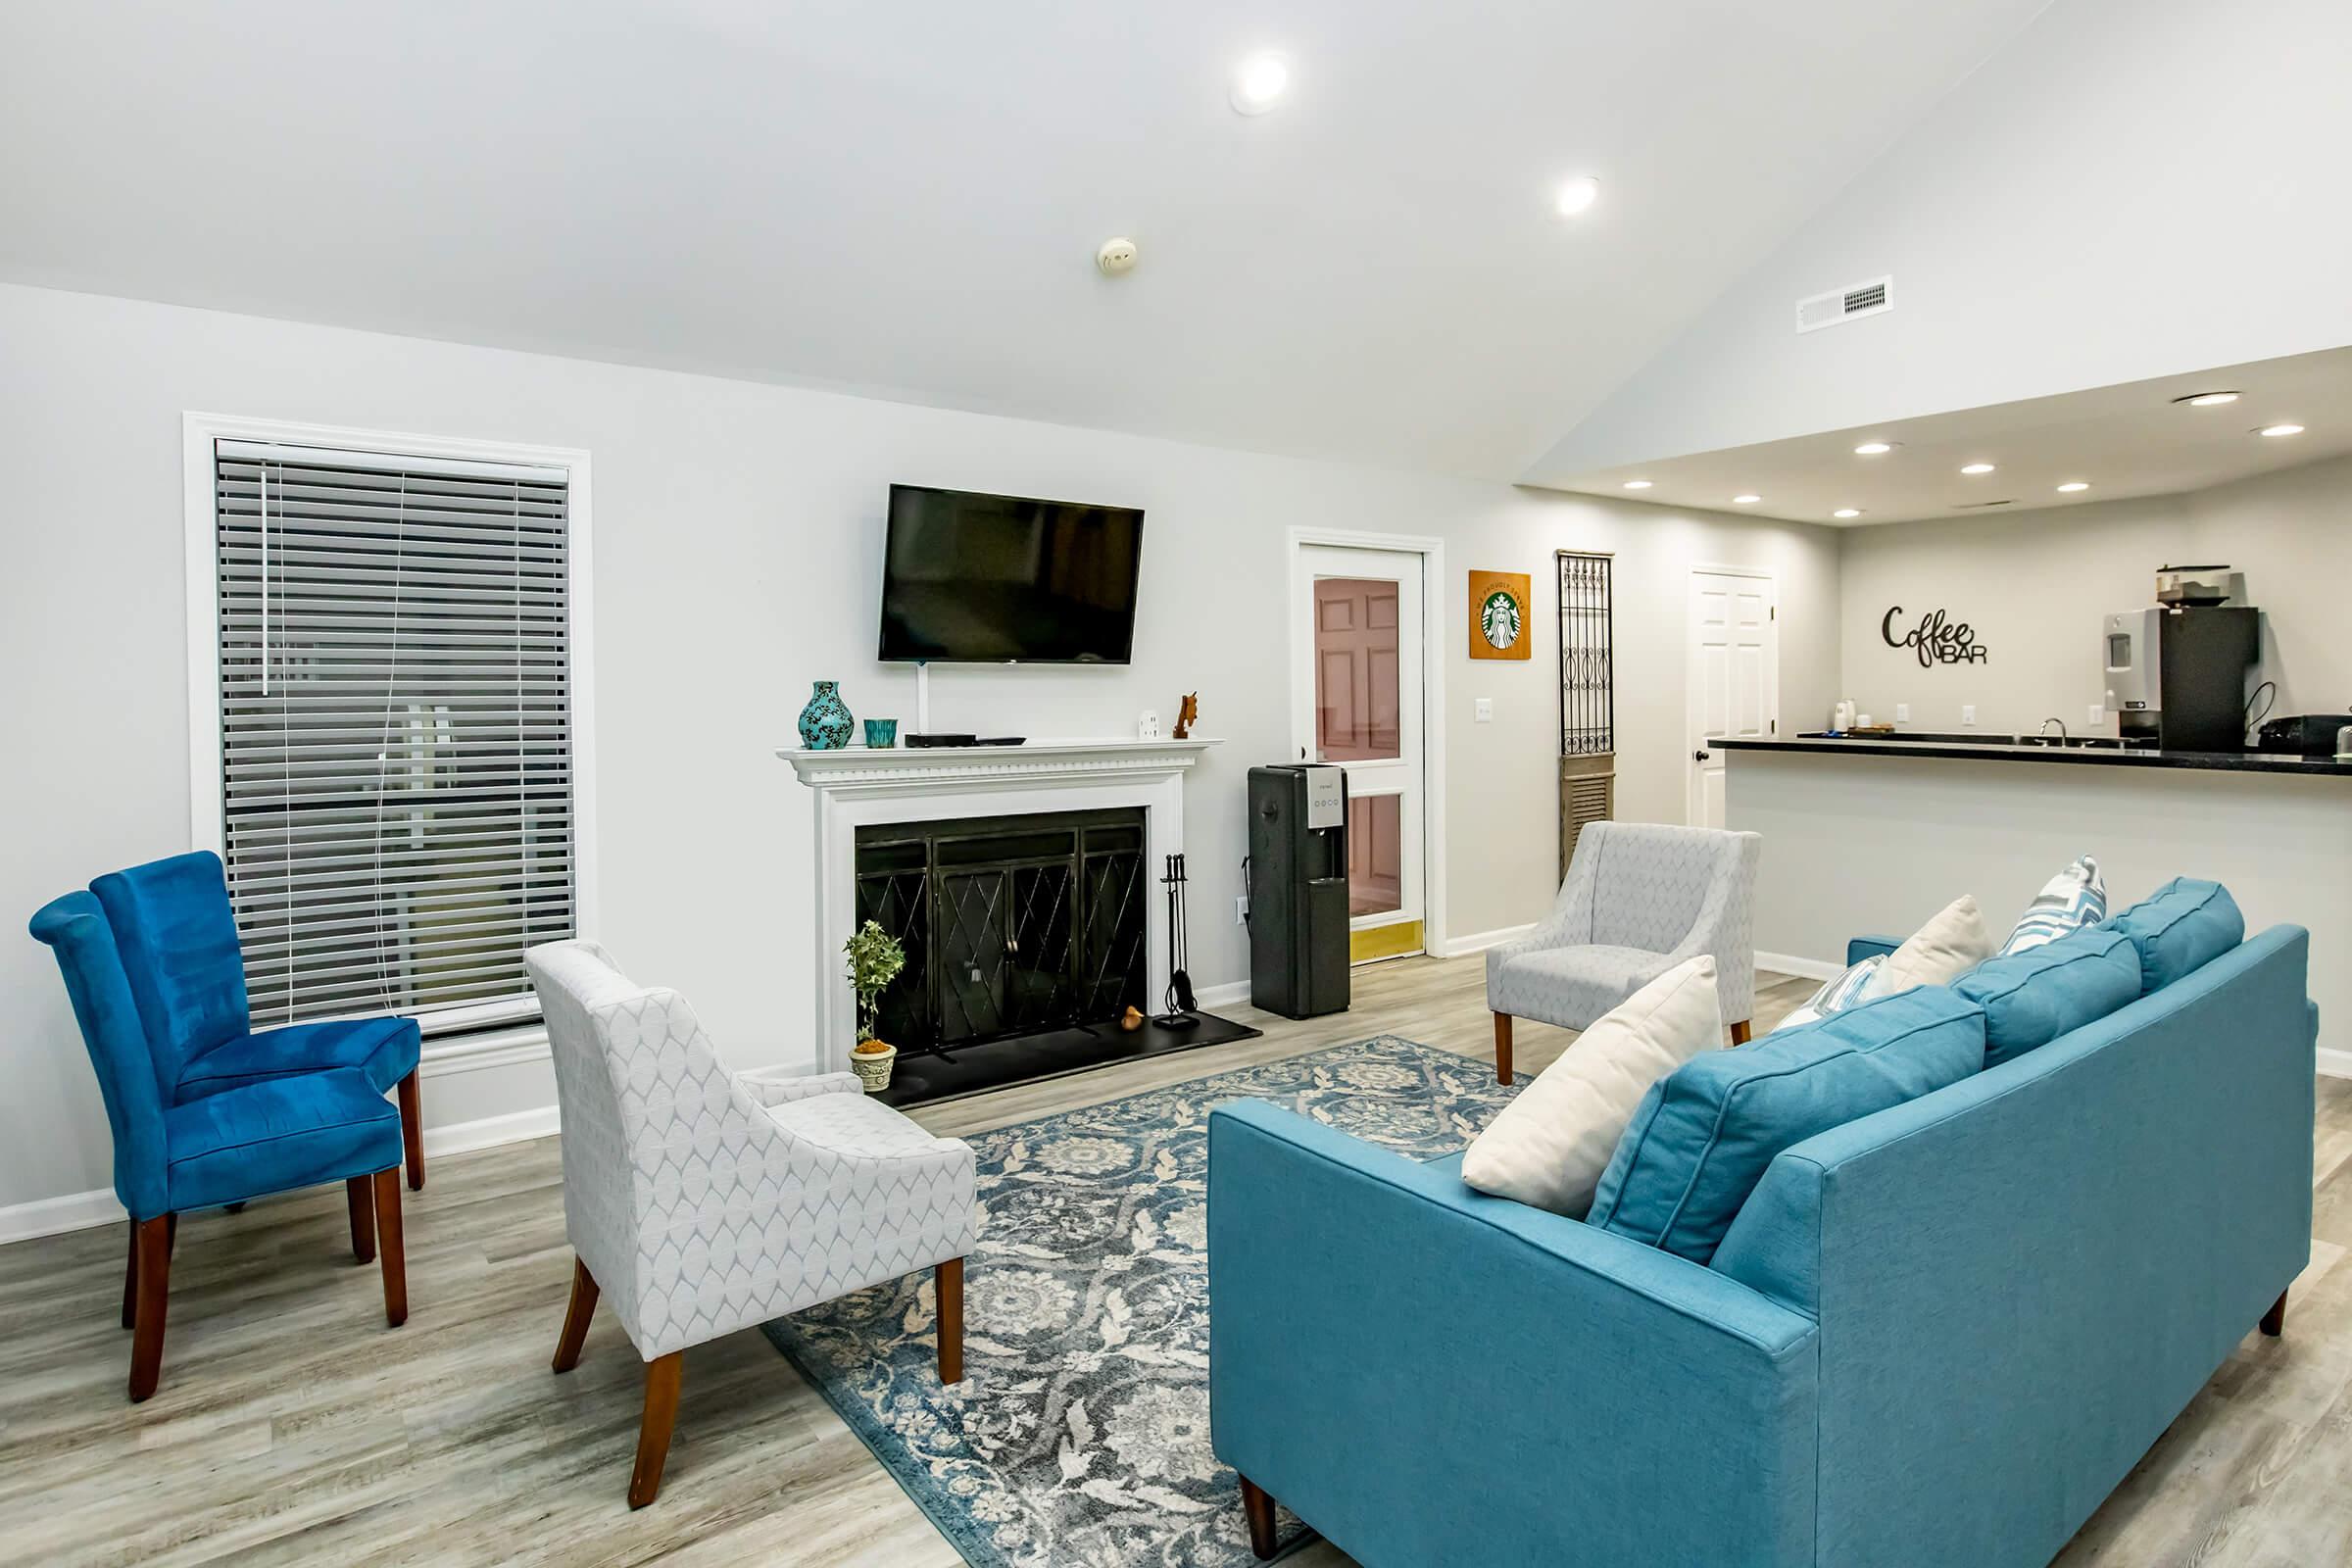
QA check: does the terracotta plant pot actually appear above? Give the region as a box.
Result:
[850,1041,898,1094]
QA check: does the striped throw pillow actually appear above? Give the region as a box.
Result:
[1999,855,2107,956]
[1769,954,1887,1035]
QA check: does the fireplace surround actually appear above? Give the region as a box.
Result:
[781,737,1221,1076]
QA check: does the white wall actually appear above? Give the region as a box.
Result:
[1525,0,2352,482]
[1836,452,2352,735]
[0,282,1837,1217]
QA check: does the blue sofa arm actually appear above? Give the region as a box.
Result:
[1845,934,1901,965]
[1207,1102,1820,1568]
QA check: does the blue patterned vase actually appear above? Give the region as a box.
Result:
[798,680,854,750]
[863,718,899,749]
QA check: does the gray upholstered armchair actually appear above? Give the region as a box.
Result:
[1485,822,1761,1082]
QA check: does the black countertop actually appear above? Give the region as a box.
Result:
[1717,733,2352,776]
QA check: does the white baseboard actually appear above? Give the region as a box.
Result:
[0,1187,125,1246]
[1433,923,1534,959]
[0,1101,564,1247]
[1756,950,1842,983]
[423,1102,561,1158]
[2319,1047,2352,1081]
[1193,979,1250,1010]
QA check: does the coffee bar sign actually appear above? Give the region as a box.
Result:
[1882,605,1988,667]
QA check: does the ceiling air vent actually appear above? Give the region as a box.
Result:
[1796,274,1894,334]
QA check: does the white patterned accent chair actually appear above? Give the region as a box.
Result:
[1485,822,1762,1082]
[526,938,979,1508]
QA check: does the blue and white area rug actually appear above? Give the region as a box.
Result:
[761,1036,1519,1568]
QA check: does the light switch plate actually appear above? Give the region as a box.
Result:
[1894,704,1911,723]
[2087,703,2105,727]
[1474,697,1494,723]
[1961,705,1978,725]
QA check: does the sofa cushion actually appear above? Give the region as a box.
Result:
[2107,877,2244,991]
[1588,985,1986,1263]
[1953,925,2142,1068]
[1997,854,2108,956]
[1879,895,1996,994]
[1462,956,1723,1218]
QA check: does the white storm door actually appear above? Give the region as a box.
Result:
[1293,545,1426,946]
[1688,570,1777,828]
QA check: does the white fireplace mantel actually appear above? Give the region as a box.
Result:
[781,737,1222,1072]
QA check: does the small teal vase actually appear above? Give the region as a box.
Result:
[863,718,899,749]
[798,680,854,750]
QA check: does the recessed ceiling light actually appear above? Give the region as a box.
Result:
[1229,53,1290,115]
[1960,463,1996,475]
[1732,494,1762,505]
[2174,390,2241,407]
[1853,441,1897,456]
[1833,508,1862,519]
[1621,478,1652,490]
[2057,481,2090,493]
[1555,175,1601,217]
[2259,423,2306,438]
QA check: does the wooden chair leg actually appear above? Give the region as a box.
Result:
[372,1168,408,1328]
[1493,1011,1514,1086]
[398,1069,424,1191]
[1729,1019,1752,1046]
[128,1215,172,1402]
[936,1257,965,1386]
[2262,1289,2287,1338]
[1238,1473,1280,1560]
[628,1351,685,1509]
[552,1256,600,1373]
[346,1174,376,1264]
[121,1219,140,1329]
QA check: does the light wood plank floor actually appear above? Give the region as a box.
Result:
[1,957,2343,1566]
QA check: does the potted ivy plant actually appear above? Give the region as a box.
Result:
[844,919,907,1093]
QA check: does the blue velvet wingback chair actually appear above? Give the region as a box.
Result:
[30,852,423,1401]
[88,851,425,1190]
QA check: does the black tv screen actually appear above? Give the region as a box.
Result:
[877,484,1145,663]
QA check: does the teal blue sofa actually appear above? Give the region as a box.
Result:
[1206,920,2315,1567]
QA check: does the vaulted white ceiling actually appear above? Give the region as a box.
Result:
[0,0,2054,479]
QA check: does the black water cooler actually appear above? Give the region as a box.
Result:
[1247,765,1351,1018]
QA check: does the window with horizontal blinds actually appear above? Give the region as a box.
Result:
[213,438,576,1033]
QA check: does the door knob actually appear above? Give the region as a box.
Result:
[1693,750,1711,762]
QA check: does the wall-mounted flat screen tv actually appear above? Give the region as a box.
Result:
[877,484,1146,663]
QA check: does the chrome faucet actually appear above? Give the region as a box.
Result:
[2038,716,2069,742]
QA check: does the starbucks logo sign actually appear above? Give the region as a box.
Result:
[1480,589,1523,651]
[1466,569,1533,662]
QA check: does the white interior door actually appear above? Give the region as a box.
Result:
[1688,570,1777,828]
[1293,544,1426,956]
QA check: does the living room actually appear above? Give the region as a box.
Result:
[4,3,2349,1566]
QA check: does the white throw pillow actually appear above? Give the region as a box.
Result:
[1461,956,1724,1218]
[1879,895,1996,993]
[1998,855,2107,956]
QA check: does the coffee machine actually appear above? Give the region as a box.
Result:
[1246,764,1351,1019]
[2101,605,2260,752]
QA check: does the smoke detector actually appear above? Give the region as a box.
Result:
[1097,237,1139,276]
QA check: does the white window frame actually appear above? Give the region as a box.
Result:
[181,412,598,1049]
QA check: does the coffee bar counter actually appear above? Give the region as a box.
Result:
[1720,735,2352,1075]
[1717,732,2352,775]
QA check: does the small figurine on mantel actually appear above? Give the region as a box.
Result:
[1172,693,1200,740]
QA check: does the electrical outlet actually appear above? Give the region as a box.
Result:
[1894,703,1911,723]
[1235,895,1250,926]
[2087,703,2105,727]
[1474,697,1494,723]
[1961,704,1978,725]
